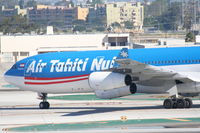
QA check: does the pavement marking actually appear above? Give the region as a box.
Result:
[7,118,200,132]
[48,94,199,101]
[167,118,191,122]
[48,94,132,101]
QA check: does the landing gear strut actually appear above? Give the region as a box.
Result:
[39,93,50,109]
[163,97,193,109]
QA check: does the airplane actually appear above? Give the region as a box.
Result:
[4,47,200,109]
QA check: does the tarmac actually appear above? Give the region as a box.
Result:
[1,86,200,133]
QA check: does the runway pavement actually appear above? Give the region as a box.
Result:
[1,88,200,133]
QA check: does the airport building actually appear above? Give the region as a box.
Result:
[0,33,131,63]
[106,2,144,30]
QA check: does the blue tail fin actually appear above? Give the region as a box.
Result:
[113,48,129,68]
[116,48,129,59]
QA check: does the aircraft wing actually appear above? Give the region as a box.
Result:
[111,48,195,83]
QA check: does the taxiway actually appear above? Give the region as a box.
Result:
[1,89,200,133]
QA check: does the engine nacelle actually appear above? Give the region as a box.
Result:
[89,72,132,90]
[95,84,137,99]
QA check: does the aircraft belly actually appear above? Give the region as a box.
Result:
[162,64,200,72]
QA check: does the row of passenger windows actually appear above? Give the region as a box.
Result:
[143,60,200,64]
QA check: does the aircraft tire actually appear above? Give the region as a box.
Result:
[176,99,186,108]
[185,98,193,108]
[39,102,50,109]
[163,99,173,109]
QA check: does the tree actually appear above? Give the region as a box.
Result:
[0,15,40,34]
[90,0,103,7]
[95,26,105,32]
[143,16,157,27]
[111,22,121,28]
[87,15,106,32]
[73,25,86,32]
[124,21,134,29]
[144,0,169,17]
[144,0,170,28]
[156,2,181,31]
[88,16,106,27]
[72,20,86,32]
[185,32,195,42]
[73,20,86,25]
[26,0,37,8]
[55,0,74,7]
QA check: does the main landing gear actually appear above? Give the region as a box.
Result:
[38,93,50,109]
[163,97,193,109]
[163,82,193,109]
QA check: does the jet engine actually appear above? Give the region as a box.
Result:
[89,72,137,99]
[94,84,137,99]
[89,72,132,90]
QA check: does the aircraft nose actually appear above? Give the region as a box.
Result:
[4,70,13,83]
[3,63,25,87]
[3,69,20,86]
[4,72,21,87]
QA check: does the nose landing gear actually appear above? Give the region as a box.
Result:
[38,93,50,109]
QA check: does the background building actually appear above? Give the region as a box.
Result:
[74,6,88,20]
[106,2,144,30]
[0,5,27,22]
[0,33,131,62]
[28,5,88,29]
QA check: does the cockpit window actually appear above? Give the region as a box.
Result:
[11,64,17,69]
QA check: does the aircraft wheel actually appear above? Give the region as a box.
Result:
[172,98,177,109]
[39,102,50,109]
[163,99,173,109]
[185,98,193,108]
[176,99,186,108]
